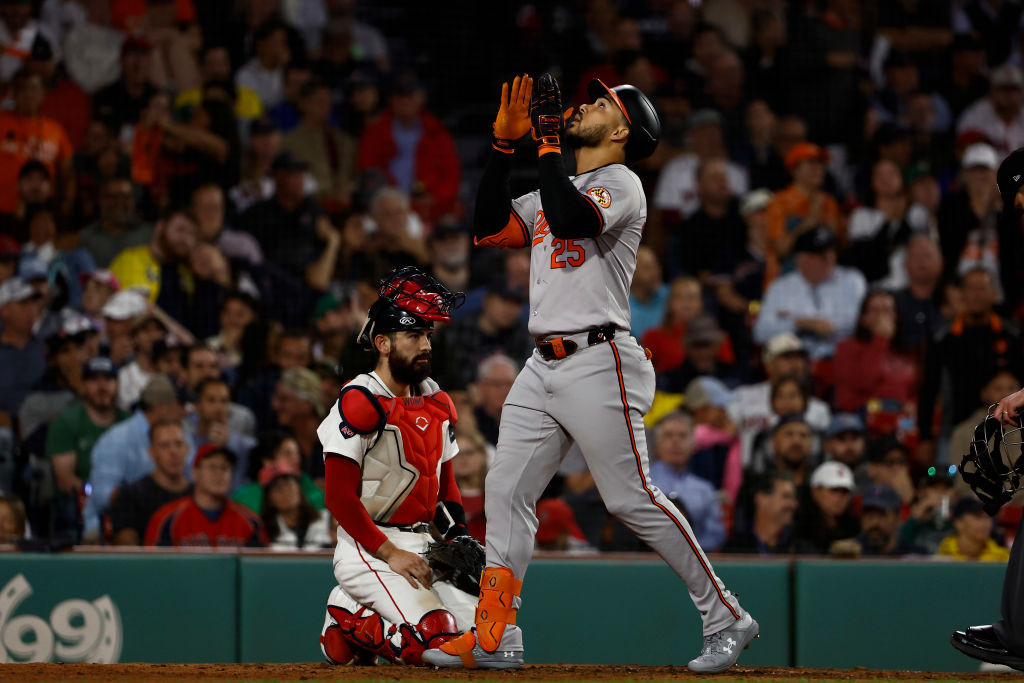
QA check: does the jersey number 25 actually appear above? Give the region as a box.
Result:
[550,238,585,269]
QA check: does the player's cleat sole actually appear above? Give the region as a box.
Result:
[687,612,759,674]
[422,625,524,669]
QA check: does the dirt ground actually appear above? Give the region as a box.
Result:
[4,663,1022,682]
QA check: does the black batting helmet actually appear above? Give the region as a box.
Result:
[587,79,661,163]
[356,266,465,350]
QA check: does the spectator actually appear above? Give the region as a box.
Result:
[267,61,312,133]
[754,226,867,360]
[723,471,797,555]
[763,143,841,283]
[92,36,156,136]
[748,375,813,474]
[957,64,1024,158]
[357,72,461,222]
[145,443,265,548]
[205,292,257,377]
[258,462,332,551]
[893,235,945,352]
[738,101,789,192]
[237,152,342,322]
[648,411,726,551]
[347,187,430,282]
[794,460,859,555]
[182,345,255,436]
[668,159,746,280]
[116,312,166,412]
[629,245,668,339]
[642,277,734,376]
[271,367,327,484]
[471,353,518,448]
[174,43,264,125]
[189,377,256,493]
[0,278,45,416]
[0,236,17,284]
[237,328,311,428]
[0,158,53,241]
[233,431,325,514]
[191,183,263,267]
[937,497,1010,561]
[759,413,817,488]
[108,418,192,545]
[310,292,352,365]
[833,290,918,413]
[822,413,868,486]
[83,374,194,538]
[282,79,357,211]
[743,11,789,114]
[0,494,27,543]
[236,20,291,110]
[652,109,749,223]
[939,34,989,119]
[729,332,832,466]
[684,377,741,501]
[100,289,149,366]
[453,430,488,544]
[950,369,1022,467]
[660,314,737,392]
[900,473,957,554]
[434,280,532,391]
[337,70,383,139]
[427,218,472,295]
[80,177,153,269]
[858,484,923,556]
[871,52,952,134]
[45,357,128,531]
[843,159,932,286]
[79,269,120,327]
[230,116,284,213]
[0,70,73,216]
[863,438,916,505]
[938,143,1019,303]
[917,268,1021,465]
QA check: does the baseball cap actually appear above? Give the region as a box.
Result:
[739,188,772,216]
[193,443,236,469]
[772,411,809,435]
[991,64,1024,89]
[793,225,838,254]
[684,313,724,347]
[861,484,902,513]
[686,108,725,132]
[962,142,999,170]
[280,367,325,415]
[270,151,309,172]
[258,462,299,488]
[0,234,20,258]
[313,292,344,321]
[101,290,148,320]
[952,497,986,519]
[685,376,734,410]
[868,436,910,464]
[763,332,807,364]
[79,269,121,291]
[0,277,40,307]
[784,142,830,171]
[18,256,48,281]
[535,498,584,545]
[810,461,855,491]
[432,217,470,239]
[61,313,99,338]
[826,413,865,439]
[485,279,526,303]
[83,356,118,379]
[139,374,180,408]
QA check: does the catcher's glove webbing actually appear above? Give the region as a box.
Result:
[960,405,1024,515]
[424,535,485,596]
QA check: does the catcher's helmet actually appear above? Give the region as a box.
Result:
[959,405,1024,515]
[357,266,465,350]
[587,79,661,163]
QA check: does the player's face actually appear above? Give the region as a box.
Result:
[387,330,432,386]
[195,454,234,498]
[565,96,627,149]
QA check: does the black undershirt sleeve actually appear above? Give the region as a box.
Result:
[474,146,516,241]
[537,152,604,239]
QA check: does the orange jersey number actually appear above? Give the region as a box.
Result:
[550,238,585,269]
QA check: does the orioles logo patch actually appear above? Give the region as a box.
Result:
[587,186,612,208]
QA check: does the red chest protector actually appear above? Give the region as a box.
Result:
[339,384,458,525]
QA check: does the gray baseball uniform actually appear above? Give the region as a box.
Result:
[487,163,744,636]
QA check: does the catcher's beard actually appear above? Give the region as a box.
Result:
[388,348,432,386]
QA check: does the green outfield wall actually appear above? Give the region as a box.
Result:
[0,552,1008,672]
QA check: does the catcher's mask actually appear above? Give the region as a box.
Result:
[357,266,465,350]
[959,404,1024,515]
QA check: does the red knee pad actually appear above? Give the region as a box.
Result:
[321,624,355,665]
[397,609,460,665]
[327,605,396,662]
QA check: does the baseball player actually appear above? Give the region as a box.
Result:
[317,267,479,666]
[422,74,758,673]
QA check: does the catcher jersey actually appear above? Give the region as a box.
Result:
[511,163,646,336]
[317,372,459,524]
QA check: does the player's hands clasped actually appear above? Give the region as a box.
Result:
[493,74,533,146]
[531,72,565,152]
[376,541,433,589]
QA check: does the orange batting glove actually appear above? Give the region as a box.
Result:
[492,74,533,153]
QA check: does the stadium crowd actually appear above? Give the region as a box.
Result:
[0,0,1022,560]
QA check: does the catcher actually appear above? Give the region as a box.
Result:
[317,267,485,666]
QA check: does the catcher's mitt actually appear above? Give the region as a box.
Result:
[424,535,485,596]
